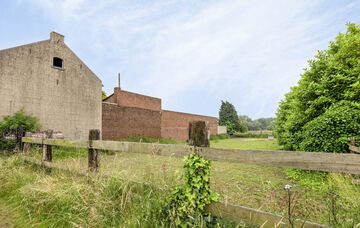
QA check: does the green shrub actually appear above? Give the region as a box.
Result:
[300,102,360,153]
[0,138,16,151]
[0,108,41,151]
[275,23,360,153]
[0,108,41,133]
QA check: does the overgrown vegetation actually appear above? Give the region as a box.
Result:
[165,152,220,227]
[0,153,244,227]
[275,23,360,153]
[285,169,360,227]
[0,109,41,151]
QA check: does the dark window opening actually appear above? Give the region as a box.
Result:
[53,57,63,68]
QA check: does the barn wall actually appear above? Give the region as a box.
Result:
[102,102,161,140]
[161,110,218,142]
[104,88,161,111]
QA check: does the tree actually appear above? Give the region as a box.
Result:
[275,23,360,153]
[218,101,247,133]
[102,91,107,100]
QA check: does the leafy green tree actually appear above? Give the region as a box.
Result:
[102,90,107,100]
[0,108,41,133]
[219,101,247,133]
[275,23,360,152]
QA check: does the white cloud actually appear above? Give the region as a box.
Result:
[20,0,360,118]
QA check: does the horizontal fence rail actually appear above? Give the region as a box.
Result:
[22,137,360,174]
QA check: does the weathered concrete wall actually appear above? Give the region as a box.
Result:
[217,126,227,134]
[0,32,102,140]
[104,88,161,111]
[161,110,218,142]
[102,102,161,140]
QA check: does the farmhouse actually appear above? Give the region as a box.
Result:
[0,32,102,140]
[0,32,218,141]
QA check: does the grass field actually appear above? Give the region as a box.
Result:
[211,138,281,150]
[1,138,359,226]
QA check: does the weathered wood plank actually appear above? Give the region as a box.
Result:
[205,202,329,228]
[22,137,360,174]
[349,145,360,154]
[22,137,89,148]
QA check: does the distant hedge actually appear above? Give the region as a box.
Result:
[232,132,273,139]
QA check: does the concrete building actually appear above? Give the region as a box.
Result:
[103,87,218,141]
[0,32,102,139]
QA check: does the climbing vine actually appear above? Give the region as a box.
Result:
[167,149,219,226]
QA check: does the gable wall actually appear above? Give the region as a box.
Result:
[0,33,102,139]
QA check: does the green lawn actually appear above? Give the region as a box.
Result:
[211,138,281,150]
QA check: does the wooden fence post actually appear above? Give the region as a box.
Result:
[350,137,355,154]
[88,129,100,172]
[188,121,210,147]
[16,126,25,151]
[42,130,53,162]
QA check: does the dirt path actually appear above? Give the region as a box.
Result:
[0,201,13,227]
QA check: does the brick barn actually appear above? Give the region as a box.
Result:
[102,87,218,142]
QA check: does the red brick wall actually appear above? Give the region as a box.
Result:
[102,102,161,140]
[104,88,161,111]
[161,110,218,142]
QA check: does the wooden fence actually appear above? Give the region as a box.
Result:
[19,123,360,227]
[22,136,360,175]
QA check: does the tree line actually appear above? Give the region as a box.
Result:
[218,101,275,134]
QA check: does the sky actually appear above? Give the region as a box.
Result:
[1,0,360,119]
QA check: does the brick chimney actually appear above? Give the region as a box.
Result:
[50,32,64,44]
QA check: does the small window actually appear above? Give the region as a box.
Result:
[53,57,63,68]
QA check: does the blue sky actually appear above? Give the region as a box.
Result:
[1,0,360,119]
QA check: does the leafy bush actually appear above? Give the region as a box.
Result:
[0,108,41,133]
[166,152,219,226]
[300,102,360,153]
[275,23,360,153]
[0,108,41,151]
[0,138,16,151]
